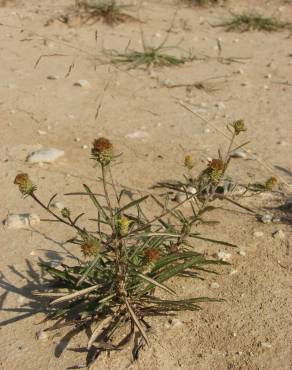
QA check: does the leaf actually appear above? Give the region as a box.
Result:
[87,315,113,350]
[137,273,176,296]
[83,184,110,223]
[115,195,149,216]
[125,298,149,346]
[76,255,100,286]
[50,284,100,306]
[189,234,237,247]
[47,193,58,208]
[72,213,85,226]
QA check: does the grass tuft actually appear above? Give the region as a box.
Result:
[216,11,292,32]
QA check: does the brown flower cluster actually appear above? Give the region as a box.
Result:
[231,119,246,135]
[14,173,36,195]
[144,249,160,262]
[81,238,101,257]
[91,137,114,165]
[265,176,277,190]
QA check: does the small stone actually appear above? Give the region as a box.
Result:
[233,38,239,43]
[125,131,149,139]
[26,148,64,163]
[204,128,210,133]
[214,101,226,110]
[47,75,59,80]
[272,217,281,223]
[253,231,264,238]
[238,250,246,256]
[75,137,81,142]
[159,79,172,87]
[265,74,272,79]
[155,32,161,38]
[81,145,88,149]
[175,192,187,203]
[36,330,49,341]
[234,68,244,75]
[5,213,40,229]
[50,202,64,210]
[260,214,273,224]
[230,149,247,159]
[229,269,238,275]
[210,282,220,289]
[187,185,197,195]
[74,80,90,88]
[272,229,285,240]
[261,342,272,349]
[170,318,183,329]
[37,130,47,135]
[263,85,269,90]
[216,251,231,262]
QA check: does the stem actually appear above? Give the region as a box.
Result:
[101,164,115,230]
[30,193,81,231]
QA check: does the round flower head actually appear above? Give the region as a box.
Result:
[231,119,246,136]
[14,173,36,195]
[144,249,160,262]
[92,137,114,165]
[207,159,225,184]
[81,238,101,257]
[184,155,194,170]
[265,176,277,191]
[116,216,131,236]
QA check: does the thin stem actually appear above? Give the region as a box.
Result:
[101,164,115,230]
[30,193,81,232]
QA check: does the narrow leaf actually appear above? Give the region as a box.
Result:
[125,298,149,346]
[50,284,99,306]
[137,273,176,296]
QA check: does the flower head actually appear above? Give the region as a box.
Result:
[144,249,160,262]
[231,119,246,135]
[116,216,131,236]
[81,238,101,257]
[207,159,225,184]
[265,176,277,190]
[61,208,71,219]
[91,137,113,165]
[14,173,36,195]
[184,155,194,170]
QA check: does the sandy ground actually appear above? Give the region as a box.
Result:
[0,0,292,369]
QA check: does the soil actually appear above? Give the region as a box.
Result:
[0,0,291,369]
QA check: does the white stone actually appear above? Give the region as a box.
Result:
[214,102,226,110]
[265,74,272,79]
[5,213,40,229]
[216,251,231,262]
[230,149,247,159]
[253,231,264,238]
[37,130,47,135]
[175,192,188,203]
[169,318,183,329]
[260,214,272,224]
[261,342,272,349]
[210,282,220,289]
[125,131,149,139]
[26,148,64,163]
[75,137,81,142]
[239,250,246,256]
[36,330,49,341]
[74,79,90,88]
[272,230,285,240]
[229,269,238,275]
[50,202,64,210]
[187,185,197,195]
[81,145,88,149]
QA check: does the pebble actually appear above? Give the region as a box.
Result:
[234,68,244,75]
[230,149,247,159]
[210,282,220,289]
[81,145,88,149]
[175,192,187,203]
[261,342,272,349]
[253,231,264,238]
[260,214,273,224]
[187,185,197,195]
[74,80,90,88]
[37,130,47,135]
[265,74,272,79]
[238,250,246,256]
[272,229,285,240]
[229,269,238,275]
[125,131,149,139]
[36,330,49,341]
[159,79,172,87]
[214,101,226,110]
[5,213,40,229]
[47,75,59,80]
[50,202,64,210]
[216,251,232,262]
[75,137,81,142]
[165,318,183,329]
[26,148,64,163]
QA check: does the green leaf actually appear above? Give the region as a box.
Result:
[115,195,149,216]
[83,184,110,223]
